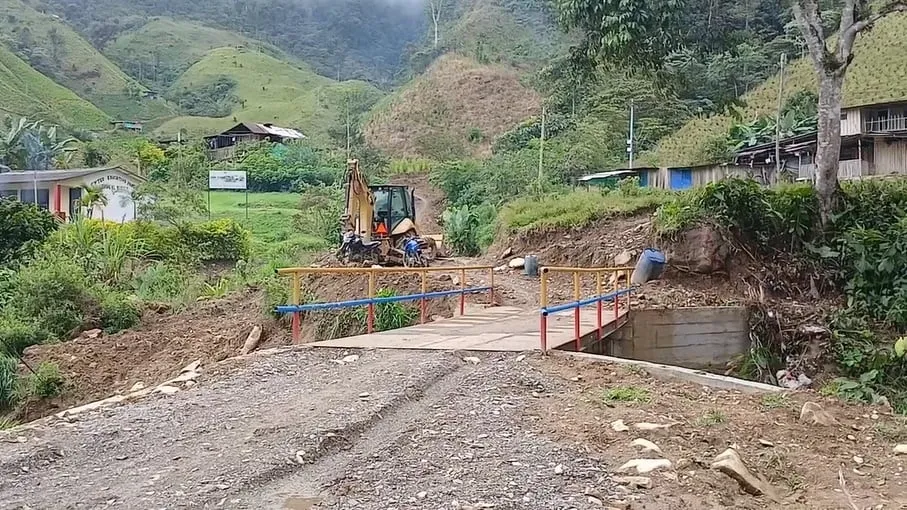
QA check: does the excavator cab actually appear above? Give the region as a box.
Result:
[371,185,417,239]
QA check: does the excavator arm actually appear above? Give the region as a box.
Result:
[342,159,375,242]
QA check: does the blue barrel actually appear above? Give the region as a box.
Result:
[631,249,666,285]
[523,255,539,277]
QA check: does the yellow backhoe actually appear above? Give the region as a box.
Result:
[339,159,439,266]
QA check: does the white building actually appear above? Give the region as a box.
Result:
[0,166,146,223]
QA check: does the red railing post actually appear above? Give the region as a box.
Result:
[459,268,466,316]
[420,271,427,324]
[367,271,376,333]
[540,313,548,353]
[573,272,581,351]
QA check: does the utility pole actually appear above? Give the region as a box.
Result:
[627,102,635,169]
[538,104,546,187]
[775,53,787,179]
[346,93,351,158]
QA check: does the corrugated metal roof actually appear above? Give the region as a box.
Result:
[0,166,144,185]
[251,123,305,139]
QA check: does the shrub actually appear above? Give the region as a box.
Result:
[500,189,669,233]
[0,314,48,357]
[99,292,141,333]
[0,197,58,265]
[29,362,64,399]
[354,289,417,332]
[178,219,251,262]
[442,205,481,256]
[132,262,202,306]
[0,355,19,411]
[9,254,97,338]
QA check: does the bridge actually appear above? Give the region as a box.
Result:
[276,265,634,353]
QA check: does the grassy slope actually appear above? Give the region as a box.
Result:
[364,54,541,158]
[104,18,290,88]
[0,44,109,129]
[155,47,383,145]
[651,12,907,167]
[0,0,173,122]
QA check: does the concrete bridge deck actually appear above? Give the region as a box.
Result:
[309,305,627,352]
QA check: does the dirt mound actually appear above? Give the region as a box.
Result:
[541,356,905,509]
[20,289,289,421]
[388,172,446,236]
[364,54,540,158]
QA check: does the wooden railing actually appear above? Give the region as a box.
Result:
[865,114,907,133]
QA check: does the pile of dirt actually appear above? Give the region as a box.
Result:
[538,356,907,508]
[363,54,541,158]
[19,289,288,421]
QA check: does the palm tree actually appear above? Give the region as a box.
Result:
[77,185,108,221]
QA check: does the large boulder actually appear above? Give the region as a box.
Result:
[665,225,730,274]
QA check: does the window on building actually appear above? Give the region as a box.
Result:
[0,189,17,199]
[19,188,50,209]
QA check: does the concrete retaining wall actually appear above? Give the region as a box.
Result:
[595,307,750,370]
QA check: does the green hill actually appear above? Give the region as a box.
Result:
[0,0,174,122]
[651,11,907,167]
[0,44,109,130]
[154,47,384,145]
[104,18,290,89]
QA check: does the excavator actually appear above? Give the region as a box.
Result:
[338,159,439,266]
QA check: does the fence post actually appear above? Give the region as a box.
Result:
[420,271,428,324]
[489,267,495,305]
[367,271,376,334]
[573,271,581,351]
[596,271,603,340]
[291,272,301,344]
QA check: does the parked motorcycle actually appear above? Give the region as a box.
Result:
[402,236,428,268]
[336,231,382,265]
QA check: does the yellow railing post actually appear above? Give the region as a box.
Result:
[596,271,603,340]
[489,267,495,305]
[291,272,301,343]
[613,268,620,318]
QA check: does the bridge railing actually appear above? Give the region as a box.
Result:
[275,265,496,343]
[539,266,635,353]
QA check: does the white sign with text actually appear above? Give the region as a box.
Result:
[208,170,248,190]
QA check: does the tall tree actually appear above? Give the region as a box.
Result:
[791,0,906,224]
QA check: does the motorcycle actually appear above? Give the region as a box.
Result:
[402,236,428,268]
[337,231,382,265]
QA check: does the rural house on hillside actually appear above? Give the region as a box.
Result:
[736,99,907,182]
[204,122,305,160]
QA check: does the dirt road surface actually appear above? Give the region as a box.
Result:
[0,349,620,510]
[4,347,905,509]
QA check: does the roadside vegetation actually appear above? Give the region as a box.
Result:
[655,178,907,412]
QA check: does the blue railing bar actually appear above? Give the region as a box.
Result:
[275,286,492,314]
[541,288,633,316]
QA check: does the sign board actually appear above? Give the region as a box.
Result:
[208,170,248,190]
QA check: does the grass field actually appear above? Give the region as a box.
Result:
[204,191,329,265]
[651,11,907,167]
[155,47,384,145]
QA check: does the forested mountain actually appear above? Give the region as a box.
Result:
[35,0,427,86]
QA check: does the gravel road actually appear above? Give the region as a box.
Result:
[0,348,623,510]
